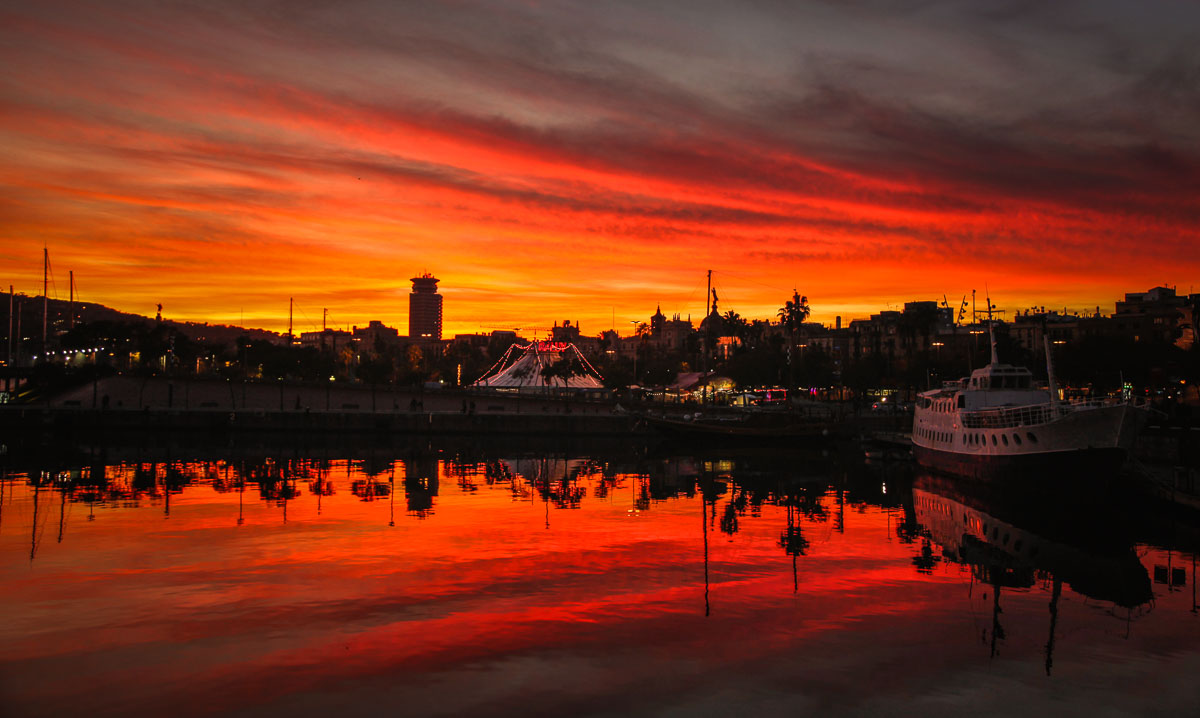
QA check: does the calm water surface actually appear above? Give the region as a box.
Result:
[1,444,1197,717]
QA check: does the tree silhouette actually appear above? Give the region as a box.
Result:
[549,353,587,388]
[777,291,811,332]
[778,291,811,389]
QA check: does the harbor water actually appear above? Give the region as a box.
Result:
[1,441,1197,717]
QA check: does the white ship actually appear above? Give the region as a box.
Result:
[912,331,1150,480]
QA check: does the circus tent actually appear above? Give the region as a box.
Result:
[472,342,605,390]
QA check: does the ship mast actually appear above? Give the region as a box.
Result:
[986,291,998,365]
[1044,335,1060,410]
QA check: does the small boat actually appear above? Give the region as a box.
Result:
[912,329,1150,481]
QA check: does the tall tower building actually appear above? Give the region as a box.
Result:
[409,273,442,341]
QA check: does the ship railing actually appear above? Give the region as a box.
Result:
[961,404,1055,429]
[961,397,1137,429]
[1066,396,1146,410]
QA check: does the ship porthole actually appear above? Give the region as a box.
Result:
[1027,432,1038,444]
[1001,434,1009,446]
[991,434,997,445]
[1013,433,1022,445]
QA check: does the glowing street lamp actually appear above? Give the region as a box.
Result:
[629,320,639,384]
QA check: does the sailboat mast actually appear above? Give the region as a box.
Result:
[42,247,48,357]
[703,269,711,403]
[15,298,21,367]
[6,285,12,368]
[68,270,74,330]
[287,297,293,344]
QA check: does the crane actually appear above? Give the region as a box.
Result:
[479,324,556,340]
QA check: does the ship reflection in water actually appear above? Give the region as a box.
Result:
[1,446,1198,717]
[912,474,1157,674]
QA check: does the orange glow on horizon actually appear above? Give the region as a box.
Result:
[1,3,1197,336]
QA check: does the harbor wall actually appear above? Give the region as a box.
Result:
[40,376,618,415]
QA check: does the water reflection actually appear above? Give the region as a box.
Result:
[911,474,1156,674]
[1,444,1198,717]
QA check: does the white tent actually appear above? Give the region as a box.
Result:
[473,342,605,390]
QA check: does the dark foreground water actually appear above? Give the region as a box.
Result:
[1,443,1198,717]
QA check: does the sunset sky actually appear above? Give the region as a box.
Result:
[2,0,1198,336]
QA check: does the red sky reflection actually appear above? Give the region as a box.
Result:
[2,2,1199,333]
[1,454,1198,716]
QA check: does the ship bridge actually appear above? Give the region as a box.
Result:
[967,363,1034,391]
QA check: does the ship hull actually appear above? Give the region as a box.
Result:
[913,398,1149,483]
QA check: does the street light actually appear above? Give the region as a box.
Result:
[629,320,640,386]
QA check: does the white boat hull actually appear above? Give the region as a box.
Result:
[912,402,1150,481]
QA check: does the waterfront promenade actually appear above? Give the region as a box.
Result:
[1,376,635,442]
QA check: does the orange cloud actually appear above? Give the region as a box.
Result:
[1,2,1197,335]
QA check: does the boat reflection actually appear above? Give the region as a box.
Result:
[912,473,1153,673]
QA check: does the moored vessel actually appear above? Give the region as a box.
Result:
[912,329,1150,481]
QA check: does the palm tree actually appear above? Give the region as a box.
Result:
[778,291,811,389]
[633,322,650,385]
[549,354,586,389]
[722,310,750,343]
[777,291,811,332]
